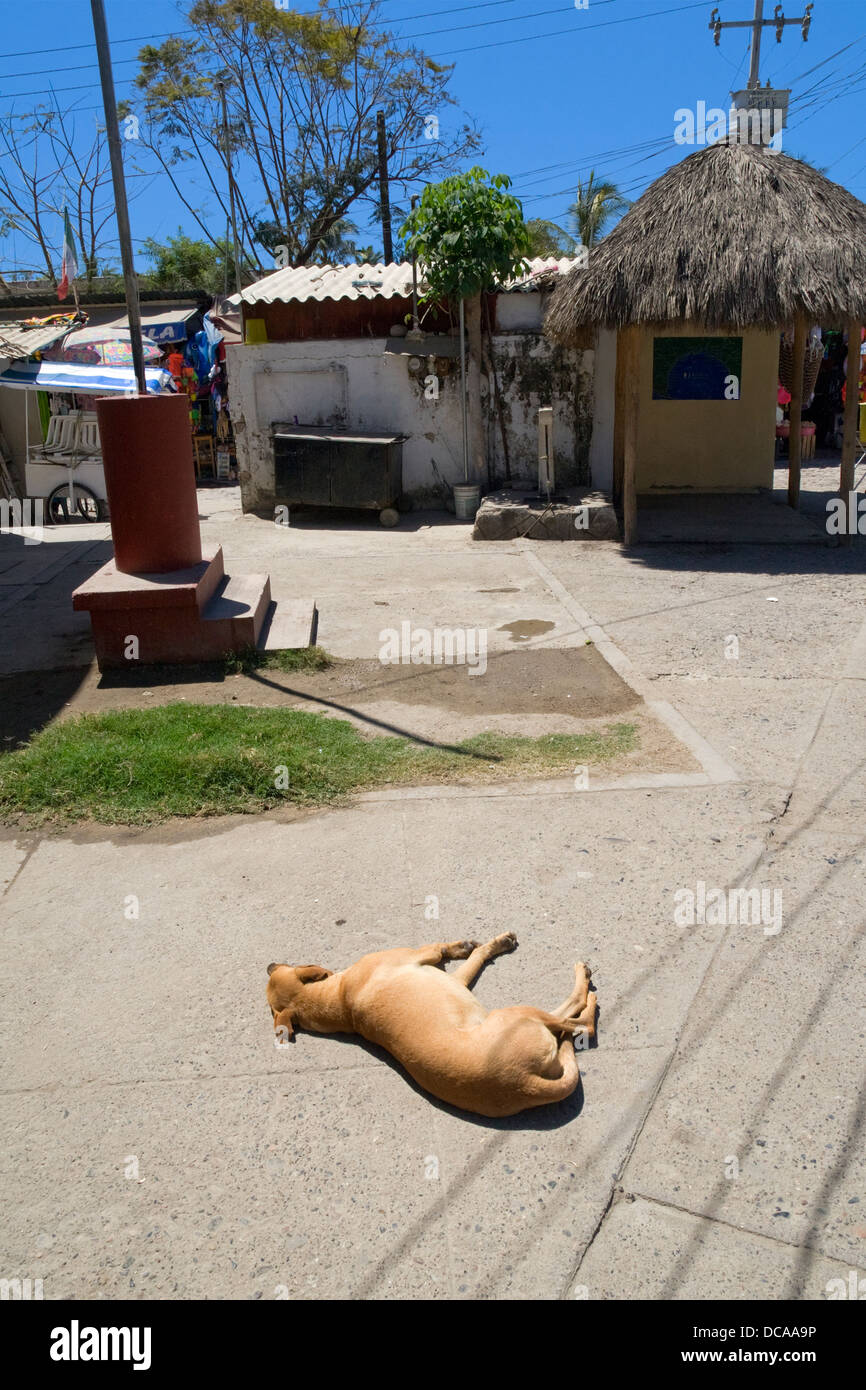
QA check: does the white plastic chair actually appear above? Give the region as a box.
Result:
[75,419,101,456]
[29,411,81,463]
[37,415,65,453]
[46,412,81,456]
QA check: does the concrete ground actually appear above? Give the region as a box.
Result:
[1,486,865,1300]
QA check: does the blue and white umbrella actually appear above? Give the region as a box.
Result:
[0,359,174,395]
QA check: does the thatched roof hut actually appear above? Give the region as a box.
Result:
[546,142,866,337]
[544,142,866,543]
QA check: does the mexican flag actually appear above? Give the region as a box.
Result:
[57,209,78,301]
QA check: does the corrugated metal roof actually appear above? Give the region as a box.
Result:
[506,256,584,292]
[0,318,76,360]
[234,257,583,307]
[235,262,412,306]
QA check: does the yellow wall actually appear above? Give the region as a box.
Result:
[635,324,778,491]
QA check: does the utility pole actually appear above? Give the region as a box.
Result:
[408,193,422,337]
[90,0,146,395]
[709,2,813,89]
[376,111,394,263]
[215,75,242,296]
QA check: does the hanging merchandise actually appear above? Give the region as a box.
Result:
[778,327,824,403]
[840,327,866,405]
[184,325,220,381]
[216,405,231,443]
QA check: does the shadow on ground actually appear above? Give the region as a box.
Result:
[618,491,865,574]
[0,529,113,745]
[287,1029,591,1132]
[248,504,463,533]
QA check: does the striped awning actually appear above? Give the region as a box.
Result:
[0,359,174,395]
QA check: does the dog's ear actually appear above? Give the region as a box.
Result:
[295,965,332,983]
[267,962,280,976]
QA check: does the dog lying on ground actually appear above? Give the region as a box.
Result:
[266,934,597,1118]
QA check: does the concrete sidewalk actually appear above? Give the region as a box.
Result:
[1,494,865,1299]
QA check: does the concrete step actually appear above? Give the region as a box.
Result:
[73,545,224,612]
[201,572,271,647]
[257,598,318,651]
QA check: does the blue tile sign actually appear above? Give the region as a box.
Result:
[653,336,743,400]
[147,321,190,343]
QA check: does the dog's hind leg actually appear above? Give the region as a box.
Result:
[550,962,593,1021]
[450,932,518,987]
[572,990,597,1044]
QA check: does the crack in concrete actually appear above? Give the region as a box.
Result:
[0,1059,379,1098]
[557,580,866,1301]
[620,1188,866,1274]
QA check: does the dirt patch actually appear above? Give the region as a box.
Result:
[0,645,699,777]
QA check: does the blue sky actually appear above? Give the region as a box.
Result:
[2,0,865,275]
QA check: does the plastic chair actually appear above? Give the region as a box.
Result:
[49,412,81,456]
[74,419,101,456]
[29,411,80,462]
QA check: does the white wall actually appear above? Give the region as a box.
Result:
[495,291,545,332]
[228,338,465,509]
[486,334,593,489]
[228,330,597,511]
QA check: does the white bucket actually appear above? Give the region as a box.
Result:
[453,483,480,521]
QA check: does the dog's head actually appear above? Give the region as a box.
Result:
[266,962,333,1038]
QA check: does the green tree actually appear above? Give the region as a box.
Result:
[401,167,531,485]
[568,171,629,248]
[125,0,479,274]
[0,106,126,289]
[524,218,576,258]
[141,229,237,292]
[254,214,378,267]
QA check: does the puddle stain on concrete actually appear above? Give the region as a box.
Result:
[497,620,556,643]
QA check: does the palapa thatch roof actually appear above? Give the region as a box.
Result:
[545,141,866,340]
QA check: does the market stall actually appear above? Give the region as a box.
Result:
[776,325,866,464]
[162,312,237,482]
[0,358,173,520]
[0,301,238,520]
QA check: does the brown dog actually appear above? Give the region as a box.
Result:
[266,934,596,1118]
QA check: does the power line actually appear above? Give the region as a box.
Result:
[0,0,682,97]
[0,55,156,83]
[0,76,139,104]
[0,1,616,87]
[1,27,194,60]
[428,0,711,59]
[397,0,619,44]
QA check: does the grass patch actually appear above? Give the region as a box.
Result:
[222,645,332,675]
[0,706,637,826]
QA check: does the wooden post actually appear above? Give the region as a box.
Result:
[613,329,626,507]
[376,110,393,264]
[91,0,147,396]
[621,325,641,546]
[840,319,862,545]
[787,315,807,509]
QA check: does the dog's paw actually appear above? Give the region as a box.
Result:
[576,961,592,982]
[494,932,518,953]
[450,940,480,959]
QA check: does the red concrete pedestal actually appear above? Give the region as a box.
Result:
[70,395,314,670]
[96,394,202,574]
[72,545,275,667]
